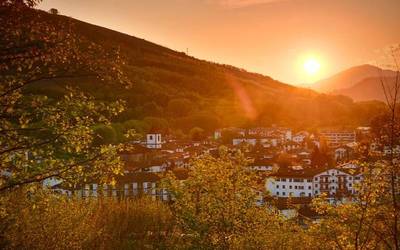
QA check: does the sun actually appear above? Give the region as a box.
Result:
[303,58,321,76]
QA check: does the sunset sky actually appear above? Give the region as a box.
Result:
[38,0,400,85]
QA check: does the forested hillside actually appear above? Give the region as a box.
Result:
[27,10,386,137]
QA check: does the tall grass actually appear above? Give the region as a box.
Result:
[0,189,176,249]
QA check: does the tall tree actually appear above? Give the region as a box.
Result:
[377,44,400,249]
[0,1,130,192]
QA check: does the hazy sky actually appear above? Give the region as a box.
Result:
[38,0,400,85]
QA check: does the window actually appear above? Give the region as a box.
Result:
[281,178,286,181]
[149,135,153,140]
[308,186,311,190]
[294,186,297,189]
[315,190,318,194]
[289,185,292,189]
[276,185,279,188]
[307,179,312,182]
[282,185,286,189]
[314,177,318,181]
[282,192,286,196]
[349,183,352,187]
[315,184,318,187]
[355,177,360,180]
[276,192,279,195]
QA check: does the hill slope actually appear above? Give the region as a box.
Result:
[29,10,387,133]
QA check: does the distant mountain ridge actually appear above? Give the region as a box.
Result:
[332,76,398,102]
[313,64,397,93]
[311,64,398,101]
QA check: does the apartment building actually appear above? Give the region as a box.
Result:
[319,130,356,148]
[266,165,362,201]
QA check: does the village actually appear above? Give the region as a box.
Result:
[52,125,394,218]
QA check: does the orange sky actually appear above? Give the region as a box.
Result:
[38,0,400,85]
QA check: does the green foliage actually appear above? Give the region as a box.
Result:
[143,116,169,132]
[174,113,220,132]
[167,98,193,117]
[162,149,310,249]
[0,2,129,192]
[93,125,117,145]
[123,119,149,134]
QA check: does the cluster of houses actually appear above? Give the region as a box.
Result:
[51,125,395,217]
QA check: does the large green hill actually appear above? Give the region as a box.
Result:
[28,10,386,135]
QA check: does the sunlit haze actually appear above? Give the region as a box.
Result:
[37,0,400,85]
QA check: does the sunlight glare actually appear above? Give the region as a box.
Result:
[303,58,321,76]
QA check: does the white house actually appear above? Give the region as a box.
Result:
[313,168,360,198]
[292,134,306,143]
[266,166,317,198]
[334,147,348,161]
[232,138,257,146]
[146,132,162,149]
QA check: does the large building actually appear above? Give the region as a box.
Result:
[319,130,356,148]
[266,164,363,202]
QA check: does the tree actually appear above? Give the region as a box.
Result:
[48,8,58,14]
[310,145,332,168]
[309,45,400,250]
[220,130,238,145]
[276,152,293,168]
[189,127,205,141]
[0,1,130,192]
[167,98,193,117]
[143,116,169,133]
[162,149,306,249]
[93,125,117,145]
[376,44,400,249]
